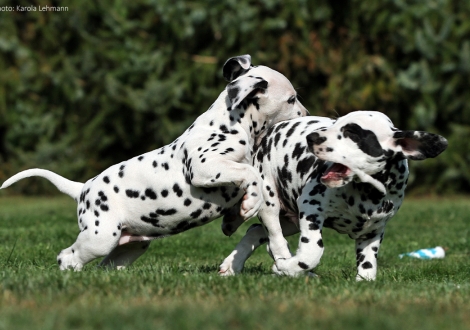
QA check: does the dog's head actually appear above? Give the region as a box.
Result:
[306,111,448,194]
[222,55,308,132]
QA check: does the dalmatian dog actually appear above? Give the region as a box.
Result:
[0,54,308,271]
[219,111,447,280]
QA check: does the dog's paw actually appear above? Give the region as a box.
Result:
[240,186,263,220]
[57,246,84,271]
[219,257,243,276]
[271,258,305,277]
[218,267,236,277]
[355,274,375,281]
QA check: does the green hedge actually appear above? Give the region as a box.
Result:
[0,0,469,194]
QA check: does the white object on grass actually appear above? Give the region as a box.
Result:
[399,246,445,259]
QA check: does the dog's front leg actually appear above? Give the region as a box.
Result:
[272,184,326,277]
[258,201,293,262]
[191,160,264,220]
[273,208,325,277]
[355,230,384,281]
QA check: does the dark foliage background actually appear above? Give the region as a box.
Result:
[0,0,469,195]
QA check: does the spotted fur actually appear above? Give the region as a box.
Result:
[1,55,308,271]
[219,111,447,280]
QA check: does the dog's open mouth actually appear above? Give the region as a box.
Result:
[321,163,351,183]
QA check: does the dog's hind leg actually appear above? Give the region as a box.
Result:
[221,202,245,236]
[57,217,122,270]
[99,241,151,270]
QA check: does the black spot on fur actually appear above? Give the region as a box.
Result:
[342,123,383,157]
[348,196,355,206]
[298,262,309,270]
[296,156,316,177]
[156,208,177,216]
[145,189,157,200]
[190,209,202,218]
[362,261,373,269]
[172,184,183,197]
[286,122,301,138]
[126,190,140,198]
[292,143,305,160]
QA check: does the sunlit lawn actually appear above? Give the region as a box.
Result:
[0,196,469,329]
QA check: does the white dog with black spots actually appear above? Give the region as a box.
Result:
[219,111,447,280]
[1,54,308,270]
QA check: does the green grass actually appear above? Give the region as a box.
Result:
[0,196,469,329]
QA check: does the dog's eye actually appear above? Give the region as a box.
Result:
[287,95,296,104]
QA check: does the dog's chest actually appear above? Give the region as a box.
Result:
[320,194,395,238]
[318,175,406,239]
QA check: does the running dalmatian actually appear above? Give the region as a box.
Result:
[1,55,308,270]
[219,111,447,280]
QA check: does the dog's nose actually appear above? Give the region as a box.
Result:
[306,132,327,145]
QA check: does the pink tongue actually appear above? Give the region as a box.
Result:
[322,163,348,180]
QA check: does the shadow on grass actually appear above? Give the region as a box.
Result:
[177,263,269,276]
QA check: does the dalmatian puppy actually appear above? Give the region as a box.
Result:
[1,54,308,271]
[219,111,447,280]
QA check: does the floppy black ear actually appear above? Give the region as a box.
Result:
[223,54,252,82]
[226,75,268,111]
[393,130,448,160]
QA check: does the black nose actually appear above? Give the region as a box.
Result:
[306,132,327,145]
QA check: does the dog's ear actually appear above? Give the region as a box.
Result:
[226,75,268,111]
[392,130,448,160]
[223,55,252,82]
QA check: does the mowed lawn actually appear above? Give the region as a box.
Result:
[0,195,469,330]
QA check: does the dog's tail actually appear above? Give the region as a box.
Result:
[0,169,84,200]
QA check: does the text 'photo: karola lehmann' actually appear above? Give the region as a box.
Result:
[0,5,69,12]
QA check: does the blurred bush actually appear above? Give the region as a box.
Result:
[0,0,469,194]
